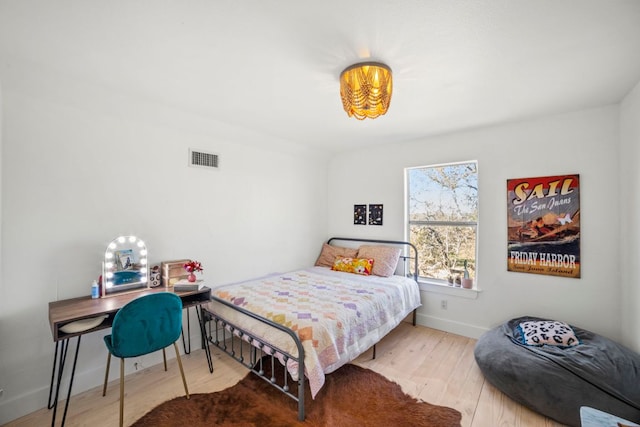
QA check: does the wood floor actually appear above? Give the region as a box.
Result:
[7,323,566,426]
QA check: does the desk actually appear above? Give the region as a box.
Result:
[48,287,212,427]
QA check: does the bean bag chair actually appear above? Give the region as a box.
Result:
[474,316,640,427]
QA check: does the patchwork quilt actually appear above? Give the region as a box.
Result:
[207,266,421,398]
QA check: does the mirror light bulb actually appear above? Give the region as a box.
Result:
[105,262,114,269]
[140,249,147,256]
[106,272,114,278]
[105,252,113,259]
[118,236,125,243]
[109,242,116,249]
[129,236,136,243]
[106,281,114,288]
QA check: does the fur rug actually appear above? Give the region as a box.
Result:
[133,359,462,426]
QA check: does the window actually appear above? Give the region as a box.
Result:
[406,161,478,286]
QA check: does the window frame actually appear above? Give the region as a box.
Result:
[405,160,479,289]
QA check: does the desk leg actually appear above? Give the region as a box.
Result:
[180,305,213,373]
[197,306,213,373]
[181,307,192,354]
[48,340,66,409]
[49,335,81,427]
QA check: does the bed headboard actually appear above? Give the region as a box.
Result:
[326,237,418,282]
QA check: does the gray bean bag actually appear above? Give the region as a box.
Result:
[474,316,640,427]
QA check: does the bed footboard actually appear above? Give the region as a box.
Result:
[202,296,306,421]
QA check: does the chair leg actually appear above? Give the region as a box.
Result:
[162,347,167,371]
[102,352,111,396]
[119,358,124,427]
[173,342,190,399]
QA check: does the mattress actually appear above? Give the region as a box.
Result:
[206,266,421,398]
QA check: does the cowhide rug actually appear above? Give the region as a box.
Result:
[133,359,462,426]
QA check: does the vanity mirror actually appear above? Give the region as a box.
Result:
[102,235,148,296]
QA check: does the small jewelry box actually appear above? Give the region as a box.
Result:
[161,259,191,288]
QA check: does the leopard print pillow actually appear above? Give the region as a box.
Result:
[518,320,580,347]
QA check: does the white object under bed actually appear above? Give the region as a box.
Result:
[206,266,421,398]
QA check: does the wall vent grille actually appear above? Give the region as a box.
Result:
[189,149,219,170]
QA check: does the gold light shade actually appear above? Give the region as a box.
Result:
[340,62,392,120]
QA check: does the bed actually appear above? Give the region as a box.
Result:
[202,237,422,421]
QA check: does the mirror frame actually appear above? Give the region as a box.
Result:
[102,235,149,296]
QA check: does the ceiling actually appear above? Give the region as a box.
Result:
[1,1,640,153]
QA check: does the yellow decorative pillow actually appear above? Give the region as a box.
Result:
[331,257,374,276]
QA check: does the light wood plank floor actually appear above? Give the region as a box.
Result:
[6,323,566,426]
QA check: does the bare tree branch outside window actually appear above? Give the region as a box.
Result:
[407,162,478,283]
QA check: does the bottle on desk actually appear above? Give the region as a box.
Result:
[91,280,100,299]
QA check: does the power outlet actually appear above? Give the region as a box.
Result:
[440,300,448,310]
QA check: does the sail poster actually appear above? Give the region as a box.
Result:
[507,174,580,278]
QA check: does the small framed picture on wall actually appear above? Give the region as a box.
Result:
[354,204,366,225]
[368,204,383,225]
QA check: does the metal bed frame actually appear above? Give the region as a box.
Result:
[202,237,419,421]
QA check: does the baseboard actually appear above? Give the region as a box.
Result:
[0,333,202,426]
[415,312,489,339]
[0,362,110,425]
[0,386,49,425]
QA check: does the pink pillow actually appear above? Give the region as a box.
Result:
[331,257,374,276]
[315,243,358,268]
[357,245,401,277]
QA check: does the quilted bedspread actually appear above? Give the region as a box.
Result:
[207,266,421,398]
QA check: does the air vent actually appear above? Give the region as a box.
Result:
[189,149,219,170]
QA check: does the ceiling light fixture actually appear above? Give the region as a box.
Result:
[340,62,392,120]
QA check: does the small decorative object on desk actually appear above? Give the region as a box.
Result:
[149,265,162,287]
[91,280,100,299]
[174,279,205,292]
[184,260,203,282]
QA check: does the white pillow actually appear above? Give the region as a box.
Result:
[518,320,580,347]
[357,245,401,277]
[59,315,108,334]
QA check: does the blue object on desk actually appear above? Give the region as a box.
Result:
[111,270,140,285]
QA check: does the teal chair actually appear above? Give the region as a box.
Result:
[102,292,190,426]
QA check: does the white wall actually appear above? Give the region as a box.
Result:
[0,62,329,423]
[620,81,640,353]
[0,67,4,418]
[328,106,623,341]
[1,57,637,424]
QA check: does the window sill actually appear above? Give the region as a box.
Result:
[418,280,481,300]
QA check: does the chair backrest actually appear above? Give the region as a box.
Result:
[109,292,183,358]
